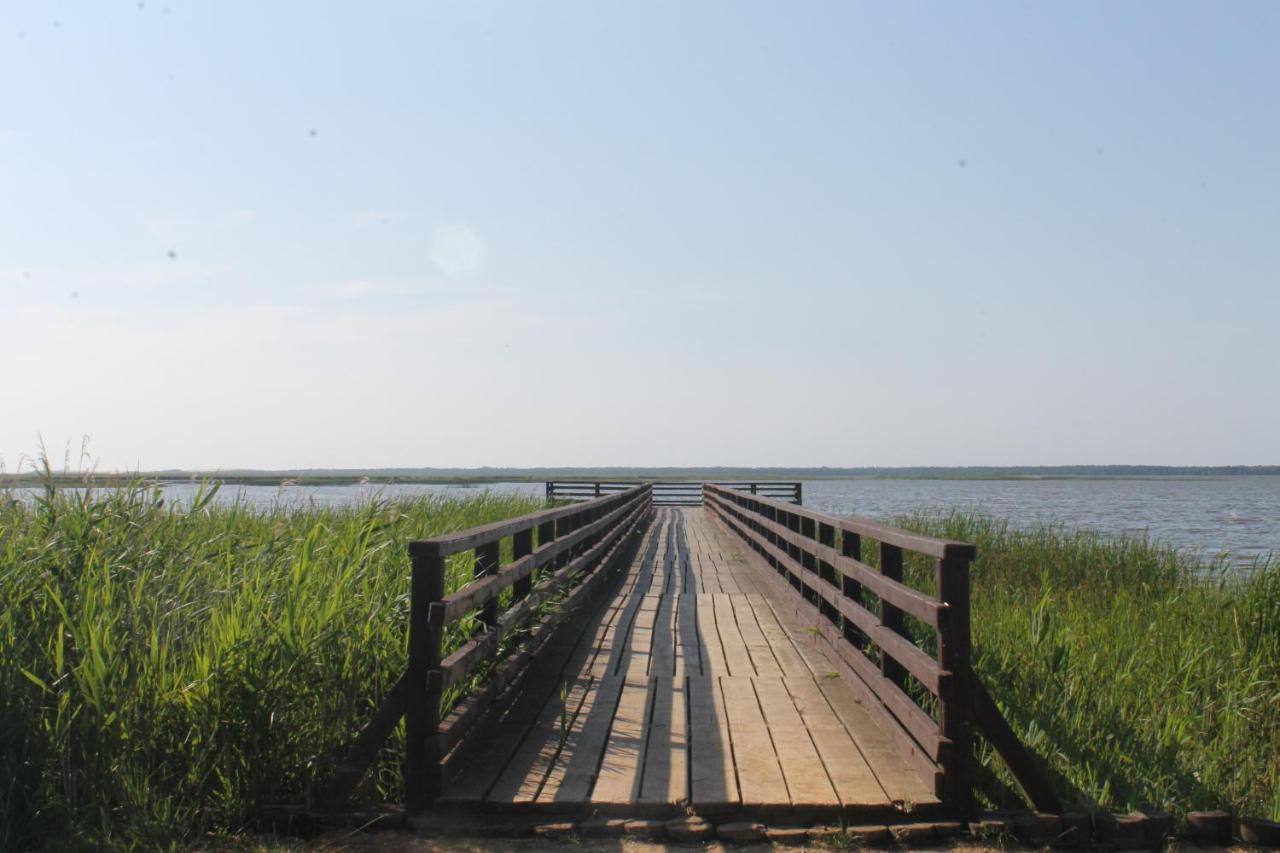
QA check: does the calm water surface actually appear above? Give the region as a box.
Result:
[16,477,1278,564]
[802,477,1278,563]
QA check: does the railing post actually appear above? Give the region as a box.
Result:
[879,543,907,689]
[537,516,556,585]
[795,482,802,505]
[839,531,867,648]
[512,526,534,603]
[937,550,974,815]
[405,543,446,811]
[475,541,500,628]
[817,522,838,626]
[799,515,818,607]
[554,512,572,568]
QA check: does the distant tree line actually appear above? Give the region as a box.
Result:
[6,464,1277,485]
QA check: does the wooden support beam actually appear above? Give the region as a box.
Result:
[970,672,1062,814]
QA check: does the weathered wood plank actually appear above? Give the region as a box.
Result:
[639,677,688,806]
[746,594,812,676]
[649,590,677,677]
[786,676,890,807]
[719,676,789,806]
[687,675,739,809]
[817,675,939,806]
[712,593,756,677]
[753,676,840,806]
[695,597,729,675]
[549,675,627,804]
[731,593,784,678]
[590,676,654,804]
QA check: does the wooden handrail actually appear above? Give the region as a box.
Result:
[415,488,644,557]
[703,484,1060,815]
[547,480,802,506]
[704,484,972,807]
[318,484,652,810]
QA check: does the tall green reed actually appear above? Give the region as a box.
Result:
[1,471,541,850]
[899,510,1279,820]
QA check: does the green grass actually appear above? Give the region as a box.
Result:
[3,473,1277,849]
[894,511,1279,822]
[1,472,544,851]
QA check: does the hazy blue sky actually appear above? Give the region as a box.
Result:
[2,2,1277,470]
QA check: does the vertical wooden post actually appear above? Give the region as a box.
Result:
[512,527,534,603]
[537,517,556,585]
[555,513,572,568]
[595,482,601,497]
[840,532,866,647]
[788,511,803,592]
[817,522,838,625]
[750,482,758,495]
[475,541,500,628]
[405,542,446,811]
[799,515,818,607]
[795,482,803,505]
[879,542,906,688]
[937,551,974,815]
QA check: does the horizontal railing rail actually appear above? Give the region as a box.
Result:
[703,484,1059,815]
[547,480,802,506]
[318,484,652,810]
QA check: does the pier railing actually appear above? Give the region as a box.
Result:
[319,484,652,809]
[703,483,1060,814]
[547,480,801,507]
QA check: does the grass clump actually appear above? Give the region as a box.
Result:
[898,511,1279,821]
[1,471,543,850]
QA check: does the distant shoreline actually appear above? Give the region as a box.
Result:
[3,465,1279,488]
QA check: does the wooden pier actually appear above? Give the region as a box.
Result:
[321,482,1059,826]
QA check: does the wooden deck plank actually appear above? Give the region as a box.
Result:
[817,670,938,806]
[674,593,700,678]
[649,590,677,678]
[621,595,659,680]
[548,675,627,804]
[687,675,739,809]
[639,677,688,806]
[752,676,840,806]
[591,676,654,804]
[441,570,626,803]
[747,594,813,676]
[695,597,729,675]
[712,593,756,677]
[785,676,890,806]
[486,674,591,804]
[488,575,641,805]
[718,676,789,806]
[731,593,784,678]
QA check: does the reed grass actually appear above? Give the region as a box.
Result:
[896,511,1279,822]
[1,471,543,850]
[3,474,1276,849]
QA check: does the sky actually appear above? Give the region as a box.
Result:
[2,2,1277,471]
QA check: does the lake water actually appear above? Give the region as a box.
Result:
[12,477,1278,564]
[131,476,1280,564]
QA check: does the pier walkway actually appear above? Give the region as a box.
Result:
[439,507,934,820]
[320,482,1061,826]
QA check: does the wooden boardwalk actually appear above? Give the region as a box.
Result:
[323,482,1061,825]
[437,507,937,820]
